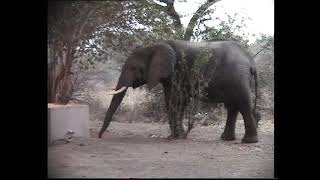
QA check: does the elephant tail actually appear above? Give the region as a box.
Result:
[251,66,261,126]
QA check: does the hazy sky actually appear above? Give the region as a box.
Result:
[170,0,274,43]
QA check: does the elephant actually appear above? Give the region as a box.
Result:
[98,40,260,143]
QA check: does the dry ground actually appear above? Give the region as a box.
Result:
[48,118,274,178]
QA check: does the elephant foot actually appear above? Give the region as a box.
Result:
[178,133,188,139]
[166,134,176,140]
[166,133,187,140]
[220,132,236,141]
[241,134,258,143]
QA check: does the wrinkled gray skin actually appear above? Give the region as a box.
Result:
[99,40,260,143]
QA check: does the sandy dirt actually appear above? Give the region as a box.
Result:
[48,120,274,178]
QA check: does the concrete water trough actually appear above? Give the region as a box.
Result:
[48,103,89,144]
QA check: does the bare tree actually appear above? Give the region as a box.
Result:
[151,0,221,40]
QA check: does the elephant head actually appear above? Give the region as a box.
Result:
[98,43,176,138]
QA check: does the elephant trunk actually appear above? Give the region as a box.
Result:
[98,85,127,138]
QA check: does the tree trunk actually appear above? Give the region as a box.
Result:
[48,59,61,103]
[57,73,73,104]
[48,45,75,104]
[48,69,57,103]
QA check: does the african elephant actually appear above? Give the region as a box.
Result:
[99,40,260,143]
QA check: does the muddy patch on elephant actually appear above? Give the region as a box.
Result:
[48,121,274,178]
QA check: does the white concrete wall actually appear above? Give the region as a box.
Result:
[48,104,89,144]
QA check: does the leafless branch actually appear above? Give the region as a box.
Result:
[153,0,183,32]
[253,40,272,58]
[72,7,96,44]
[184,0,221,40]
[199,17,212,24]
[253,48,266,58]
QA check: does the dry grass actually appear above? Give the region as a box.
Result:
[88,84,274,129]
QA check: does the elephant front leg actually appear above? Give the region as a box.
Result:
[167,109,186,139]
[176,107,187,139]
[166,100,186,139]
[162,80,187,139]
[167,110,178,139]
[168,93,188,139]
[163,82,179,139]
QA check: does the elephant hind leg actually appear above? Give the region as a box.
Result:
[233,83,258,143]
[221,106,238,141]
[240,107,258,143]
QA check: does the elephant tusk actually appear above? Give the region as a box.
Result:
[109,87,116,90]
[106,86,127,95]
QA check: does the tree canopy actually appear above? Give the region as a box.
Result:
[48,0,268,104]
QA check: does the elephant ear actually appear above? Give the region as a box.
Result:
[147,43,176,90]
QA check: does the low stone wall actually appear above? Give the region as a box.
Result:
[48,104,89,144]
